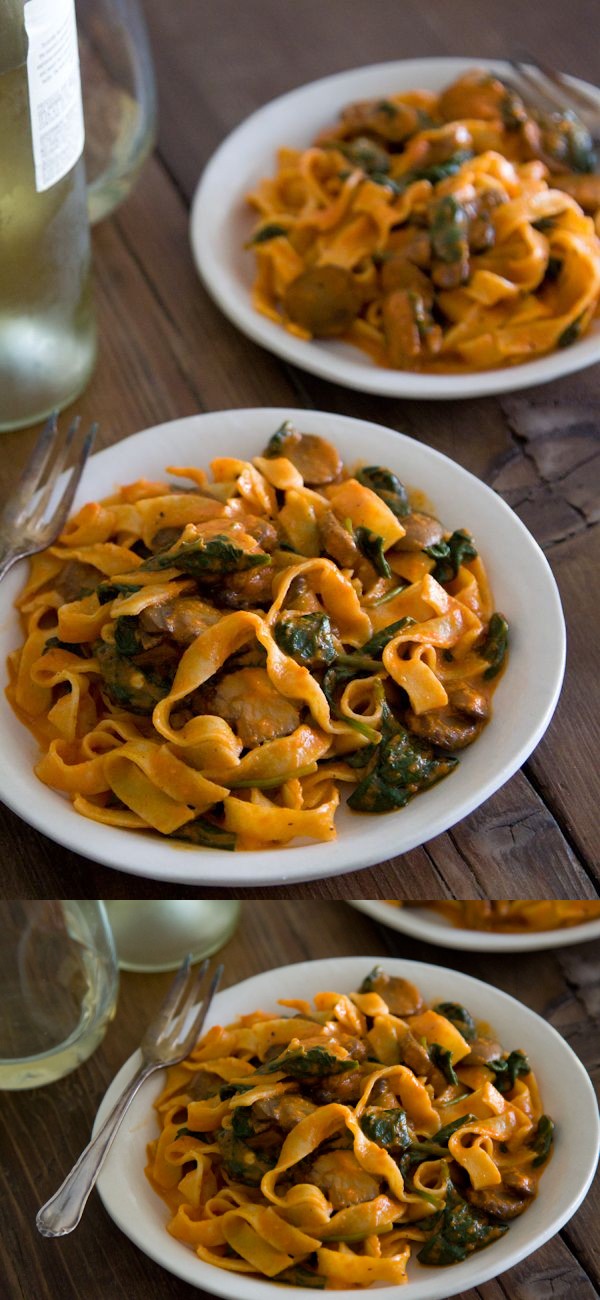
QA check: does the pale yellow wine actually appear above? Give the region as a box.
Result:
[0,0,96,431]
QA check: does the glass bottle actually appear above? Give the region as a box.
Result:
[0,0,97,432]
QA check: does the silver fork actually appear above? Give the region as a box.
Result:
[507,55,600,145]
[36,956,223,1238]
[0,411,97,584]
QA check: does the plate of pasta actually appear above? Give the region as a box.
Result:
[0,407,565,885]
[191,57,600,398]
[350,901,600,952]
[93,956,600,1297]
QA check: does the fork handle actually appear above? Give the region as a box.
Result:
[36,1059,155,1237]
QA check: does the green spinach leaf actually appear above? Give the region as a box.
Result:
[424,529,477,583]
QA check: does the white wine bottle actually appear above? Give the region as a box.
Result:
[0,0,96,431]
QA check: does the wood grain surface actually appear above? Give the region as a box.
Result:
[1,901,599,1300]
[0,0,599,897]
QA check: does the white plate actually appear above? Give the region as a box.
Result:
[94,955,600,1299]
[350,902,600,953]
[0,407,565,886]
[190,56,600,400]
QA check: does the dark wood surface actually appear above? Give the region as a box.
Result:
[1,901,599,1300]
[1,0,599,897]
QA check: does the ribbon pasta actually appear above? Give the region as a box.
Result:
[395,900,600,932]
[146,967,553,1287]
[246,69,600,373]
[6,423,507,851]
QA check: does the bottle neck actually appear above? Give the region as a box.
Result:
[0,0,28,73]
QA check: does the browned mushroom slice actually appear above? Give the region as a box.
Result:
[286,433,343,486]
[217,565,275,609]
[405,707,484,751]
[55,560,103,600]
[361,967,424,1016]
[461,1035,504,1067]
[397,1030,446,1092]
[380,258,435,305]
[382,289,422,366]
[321,97,426,146]
[392,511,444,552]
[551,171,600,213]
[252,1093,319,1130]
[318,509,360,568]
[282,265,363,338]
[437,70,526,125]
[449,684,490,721]
[466,1174,536,1220]
[196,667,301,748]
[139,596,221,644]
[308,1151,382,1209]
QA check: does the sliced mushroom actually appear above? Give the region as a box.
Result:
[194,667,301,748]
[216,565,275,609]
[318,509,360,568]
[383,288,422,366]
[283,265,363,338]
[398,1030,447,1092]
[308,1151,382,1209]
[461,1036,504,1067]
[405,707,484,751]
[55,560,103,601]
[362,969,424,1017]
[392,511,444,552]
[380,259,434,305]
[449,684,491,721]
[252,1093,318,1130]
[139,596,221,644]
[466,1175,535,1220]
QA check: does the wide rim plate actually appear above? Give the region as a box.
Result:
[190,56,600,400]
[349,901,600,952]
[94,955,600,1299]
[0,407,565,886]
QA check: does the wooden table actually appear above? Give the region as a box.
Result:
[2,901,599,1300]
[1,0,599,897]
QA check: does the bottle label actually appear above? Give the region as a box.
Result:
[24,0,85,193]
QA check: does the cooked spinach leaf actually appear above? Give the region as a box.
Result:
[259,1045,356,1079]
[141,533,269,577]
[529,1114,554,1167]
[97,580,142,605]
[417,1182,508,1265]
[356,465,410,518]
[249,223,288,244]
[275,1268,325,1289]
[558,311,585,348]
[404,1114,478,1165]
[424,529,478,582]
[433,1002,477,1042]
[429,1043,458,1086]
[216,1129,276,1186]
[360,1106,412,1151]
[263,419,297,458]
[274,612,337,667]
[175,1126,215,1143]
[480,612,509,680]
[113,615,143,657]
[43,636,87,658]
[173,817,236,851]
[430,194,470,264]
[348,702,457,813]
[488,1050,530,1093]
[354,526,392,578]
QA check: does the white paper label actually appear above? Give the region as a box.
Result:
[25,0,85,192]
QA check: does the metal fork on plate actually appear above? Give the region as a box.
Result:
[36,956,223,1237]
[507,54,600,147]
[0,412,98,584]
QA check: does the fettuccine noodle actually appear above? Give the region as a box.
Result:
[6,422,507,851]
[146,966,553,1288]
[246,68,600,372]
[393,900,600,932]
